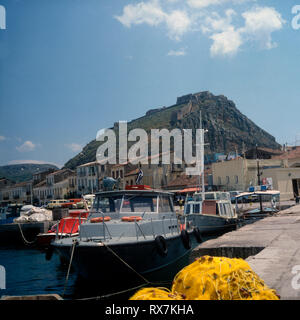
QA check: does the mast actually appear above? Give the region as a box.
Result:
[199,110,205,199]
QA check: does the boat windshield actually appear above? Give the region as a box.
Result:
[93,195,123,213]
[93,194,161,213]
[121,195,158,213]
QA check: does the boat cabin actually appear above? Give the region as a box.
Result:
[191,191,231,202]
[92,189,174,216]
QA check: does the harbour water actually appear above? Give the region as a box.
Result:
[0,232,238,300]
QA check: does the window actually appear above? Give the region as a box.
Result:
[226,176,230,184]
[93,195,123,213]
[235,175,239,184]
[184,204,191,214]
[194,203,201,214]
[159,196,173,212]
[122,195,157,213]
[218,177,221,185]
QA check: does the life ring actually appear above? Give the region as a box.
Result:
[180,230,191,250]
[155,235,168,256]
[193,227,203,243]
[90,216,111,223]
[129,216,142,222]
[121,216,142,222]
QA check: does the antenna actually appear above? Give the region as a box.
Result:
[199,110,205,199]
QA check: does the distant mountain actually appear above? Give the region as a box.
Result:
[64,91,281,169]
[0,163,59,183]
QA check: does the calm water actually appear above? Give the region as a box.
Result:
[0,231,239,300]
[0,246,193,300]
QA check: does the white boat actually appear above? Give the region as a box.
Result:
[184,191,238,235]
[50,186,200,288]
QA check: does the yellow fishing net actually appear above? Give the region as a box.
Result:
[129,287,184,300]
[130,256,279,300]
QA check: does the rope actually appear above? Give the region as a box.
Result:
[102,241,150,285]
[17,223,36,245]
[75,280,173,300]
[76,283,147,300]
[63,239,77,298]
[72,241,157,301]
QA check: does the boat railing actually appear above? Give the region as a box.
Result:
[162,216,166,238]
[134,221,146,241]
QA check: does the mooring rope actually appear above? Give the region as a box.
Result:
[102,241,150,285]
[75,280,173,300]
[17,223,36,245]
[63,239,77,298]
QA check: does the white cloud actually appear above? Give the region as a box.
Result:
[0,135,5,141]
[202,9,236,34]
[210,26,242,56]
[66,143,82,152]
[202,6,284,57]
[187,0,251,9]
[115,0,191,40]
[203,9,242,56]
[241,6,285,49]
[16,140,36,152]
[115,1,284,57]
[167,48,187,56]
[165,10,191,40]
[115,0,165,28]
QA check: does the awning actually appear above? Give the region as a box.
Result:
[235,192,254,198]
[235,190,280,198]
[177,187,200,193]
[254,190,280,196]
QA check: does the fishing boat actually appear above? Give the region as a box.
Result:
[184,191,238,235]
[234,189,280,222]
[51,186,201,285]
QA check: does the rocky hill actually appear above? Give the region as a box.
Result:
[64,91,281,169]
[0,163,59,183]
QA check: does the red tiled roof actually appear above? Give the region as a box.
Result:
[272,146,300,160]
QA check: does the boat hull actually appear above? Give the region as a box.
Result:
[53,233,195,284]
[187,214,237,236]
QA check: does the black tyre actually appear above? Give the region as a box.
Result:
[180,230,191,250]
[193,227,203,243]
[155,235,168,257]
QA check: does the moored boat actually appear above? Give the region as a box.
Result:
[51,186,202,286]
[184,191,238,235]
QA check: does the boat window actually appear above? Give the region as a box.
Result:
[194,203,201,214]
[193,194,202,202]
[205,193,215,200]
[225,203,233,217]
[219,204,224,216]
[93,195,123,213]
[159,196,173,213]
[184,204,190,214]
[121,195,157,213]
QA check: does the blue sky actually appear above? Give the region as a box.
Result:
[0,0,299,168]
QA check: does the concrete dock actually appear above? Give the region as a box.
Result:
[190,205,300,300]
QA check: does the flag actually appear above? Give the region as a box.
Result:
[136,169,144,184]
